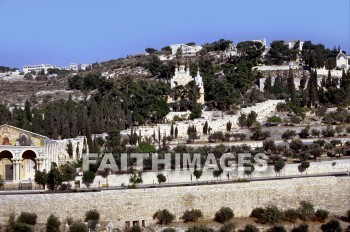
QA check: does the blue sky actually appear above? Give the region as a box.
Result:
[0,0,349,69]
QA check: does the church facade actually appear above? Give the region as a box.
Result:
[167,58,205,105]
[336,50,350,70]
[0,124,86,182]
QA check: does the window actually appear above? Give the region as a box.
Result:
[26,160,35,173]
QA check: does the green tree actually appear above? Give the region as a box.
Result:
[274,158,285,176]
[17,212,37,225]
[247,111,258,128]
[267,116,282,124]
[219,222,236,232]
[213,168,223,180]
[181,209,203,223]
[157,173,167,184]
[82,171,95,188]
[193,169,203,182]
[129,172,143,187]
[298,201,315,221]
[175,126,178,138]
[284,209,299,223]
[13,223,33,232]
[287,68,297,105]
[244,163,255,178]
[0,177,4,188]
[203,121,209,135]
[299,161,310,174]
[84,209,100,230]
[60,162,76,182]
[170,123,174,137]
[46,214,61,232]
[139,142,156,153]
[66,140,73,158]
[238,113,247,127]
[145,48,157,54]
[291,223,309,232]
[69,221,88,232]
[315,209,329,222]
[321,219,342,232]
[47,163,63,190]
[267,40,290,65]
[267,225,286,232]
[241,224,259,232]
[153,209,175,225]
[226,121,232,132]
[214,207,234,223]
[186,225,214,232]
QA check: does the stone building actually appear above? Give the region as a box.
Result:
[0,124,86,182]
[167,58,205,105]
[170,44,203,55]
[336,50,350,70]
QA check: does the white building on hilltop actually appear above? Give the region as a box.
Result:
[283,40,304,51]
[170,44,203,55]
[23,63,90,74]
[251,38,267,48]
[23,64,55,74]
[168,58,205,104]
[336,50,350,70]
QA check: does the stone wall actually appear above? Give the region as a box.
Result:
[81,158,350,188]
[121,100,284,141]
[1,177,349,225]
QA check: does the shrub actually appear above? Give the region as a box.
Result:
[153,209,175,225]
[263,206,284,224]
[84,209,100,222]
[82,171,96,188]
[284,209,299,223]
[347,209,350,222]
[298,201,315,221]
[251,206,283,224]
[46,214,61,232]
[267,225,286,232]
[282,130,297,140]
[320,219,342,232]
[219,222,235,232]
[241,224,259,232]
[13,223,33,232]
[267,116,282,124]
[291,223,308,232]
[186,225,214,232]
[250,207,265,219]
[84,209,100,230]
[69,221,88,232]
[163,228,177,232]
[17,212,37,225]
[214,207,234,223]
[181,209,203,223]
[315,209,329,222]
[130,225,142,232]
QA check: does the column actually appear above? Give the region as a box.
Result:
[12,159,17,182]
[17,159,22,181]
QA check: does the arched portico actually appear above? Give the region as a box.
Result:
[21,150,37,181]
[0,150,13,181]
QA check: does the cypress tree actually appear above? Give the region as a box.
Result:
[175,126,178,138]
[170,123,174,137]
[203,121,208,134]
[287,68,297,105]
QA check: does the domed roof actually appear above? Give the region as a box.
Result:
[177,57,187,66]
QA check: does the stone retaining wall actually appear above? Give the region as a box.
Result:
[1,176,349,224]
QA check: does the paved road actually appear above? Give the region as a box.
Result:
[1,171,349,195]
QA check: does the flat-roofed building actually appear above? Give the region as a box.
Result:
[23,64,55,74]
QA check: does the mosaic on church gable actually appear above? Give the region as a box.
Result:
[0,125,45,147]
